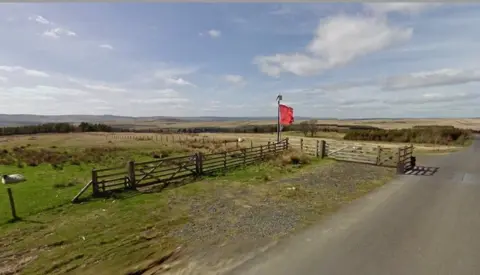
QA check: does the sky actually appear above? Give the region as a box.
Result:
[1,3,480,118]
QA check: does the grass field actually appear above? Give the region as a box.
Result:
[0,130,458,274]
[104,118,480,131]
[0,133,258,223]
[201,132,466,154]
[0,131,462,223]
[0,132,339,274]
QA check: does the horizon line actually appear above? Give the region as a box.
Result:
[1,113,480,120]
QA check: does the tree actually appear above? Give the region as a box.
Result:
[307,119,318,137]
[299,121,309,136]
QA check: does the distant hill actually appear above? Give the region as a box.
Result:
[0,114,316,127]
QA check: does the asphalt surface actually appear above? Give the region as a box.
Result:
[228,137,480,275]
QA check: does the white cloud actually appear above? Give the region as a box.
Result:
[382,69,480,90]
[34,85,88,96]
[87,98,109,104]
[164,77,195,87]
[84,84,126,93]
[157,88,180,97]
[269,5,292,15]
[131,98,189,104]
[0,65,50,78]
[207,29,221,38]
[0,76,7,83]
[224,74,245,84]
[384,91,480,105]
[255,15,412,77]
[43,27,77,38]
[24,70,50,78]
[152,67,197,87]
[153,67,197,79]
[99,44,113,50]
[6,85,88,98]
[28,15,50,25]
[301,68,480,93]
[365,3,439,15]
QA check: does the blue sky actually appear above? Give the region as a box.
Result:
[1,3,480,118]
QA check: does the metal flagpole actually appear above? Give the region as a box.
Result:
[276,94,282,142]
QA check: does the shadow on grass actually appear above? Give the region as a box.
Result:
[405,166,439,176]
[92,169,229,202]
[2,200,76,225]
[6,216,46,225]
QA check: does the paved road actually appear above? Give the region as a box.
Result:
[228,137,480,275]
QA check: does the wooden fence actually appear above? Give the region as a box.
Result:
[71,138,416,201]
[106,134,214,143]
[290,138,415,172]
[88,139,289,196]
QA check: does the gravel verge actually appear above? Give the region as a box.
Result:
[158,161,395,274]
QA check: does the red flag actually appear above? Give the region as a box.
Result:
[279,104,294,125]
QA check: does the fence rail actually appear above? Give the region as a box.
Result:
[290,138,415,173]
[73,137,416,201]
[88,139,290,196]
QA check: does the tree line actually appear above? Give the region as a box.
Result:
[0,122,113,136]
[343,126,472,145]
[149,120,379,135]
[0,120,381,137]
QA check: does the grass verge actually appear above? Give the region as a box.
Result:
[0,149,395,275]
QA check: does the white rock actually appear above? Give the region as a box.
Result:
[1,174,26,184]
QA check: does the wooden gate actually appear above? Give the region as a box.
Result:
[325,142,379,165]
[134,155,198,188]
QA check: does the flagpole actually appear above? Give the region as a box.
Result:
[276,94,282,142]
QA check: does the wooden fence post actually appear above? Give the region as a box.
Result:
[92,169,99,196]
[300,138,304,151]
[223,151,227,174]
[260,145,264,159]
[376,146,382,165]
[7,188,18,221]
[320,140,326,158]
[285,138,289,150]
[396,147,404,174]
[268,141,271,151]
[250,140,253,148]
[315,140,320,157]
[128,161,136,189]
[195,153,204,176]
[243,149,246,167]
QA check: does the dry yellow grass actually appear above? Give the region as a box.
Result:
[0,132,236,150]
[322,118,480,130]
[0,130,463,157]
[104,118,480,130]
[200,132,463,153]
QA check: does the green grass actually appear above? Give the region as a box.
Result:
[0,139,242,223]
[1,190,186,275]
[219,158,334,183]
[0,147,182,224]
[0,136,394,274]
[0,150,326,274]
[0,164,93,223]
